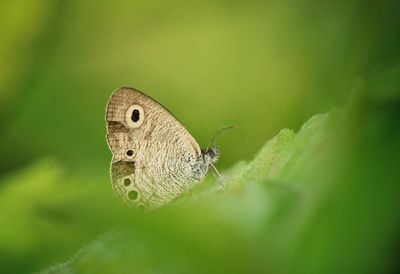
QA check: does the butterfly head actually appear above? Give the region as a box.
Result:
[202,125,237,165]
[202,144,219,164]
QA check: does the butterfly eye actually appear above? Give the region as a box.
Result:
[125,104,144,128]
[125,149,135,159]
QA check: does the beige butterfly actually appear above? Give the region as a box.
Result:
[105,87,225,210]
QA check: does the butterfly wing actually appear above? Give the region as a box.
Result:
[105,87,204,209]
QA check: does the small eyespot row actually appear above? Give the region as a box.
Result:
[121,177,141,203]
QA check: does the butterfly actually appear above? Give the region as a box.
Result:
[105,87,228,210]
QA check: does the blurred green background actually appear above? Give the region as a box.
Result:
[1,0,399,273]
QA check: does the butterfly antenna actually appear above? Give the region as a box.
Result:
[207,125,238,148]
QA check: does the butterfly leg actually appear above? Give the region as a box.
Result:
[210,163,228,188]
[183,186,192,203]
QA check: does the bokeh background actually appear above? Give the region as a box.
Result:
[1,0,399,273]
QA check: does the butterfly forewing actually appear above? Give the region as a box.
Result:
[106,87,201,155]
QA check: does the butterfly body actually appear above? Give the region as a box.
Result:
[106,87,218,209]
